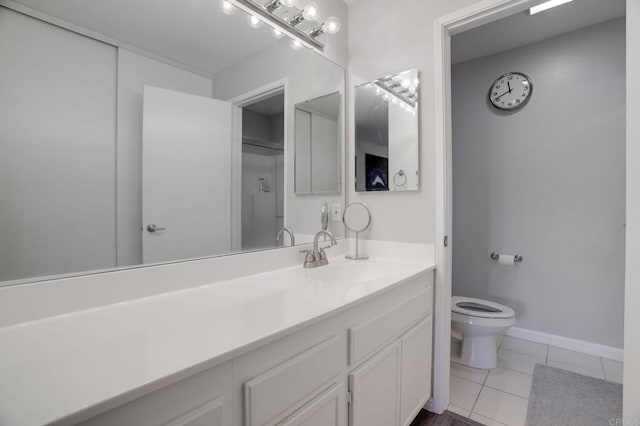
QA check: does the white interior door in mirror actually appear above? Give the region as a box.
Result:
[142,86,232,264]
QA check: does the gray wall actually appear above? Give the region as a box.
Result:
[451,19,626,348]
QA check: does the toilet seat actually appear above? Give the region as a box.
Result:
[452,296,515,319]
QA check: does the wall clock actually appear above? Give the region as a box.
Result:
[489,72,532,111]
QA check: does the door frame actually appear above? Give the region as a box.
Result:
[431,0,618,414]
[228,79,288,252]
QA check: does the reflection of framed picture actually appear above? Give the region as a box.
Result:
[365,154,388,191]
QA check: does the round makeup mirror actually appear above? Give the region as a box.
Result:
[342,202,371,260]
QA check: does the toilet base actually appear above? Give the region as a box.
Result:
[460,335,498,369]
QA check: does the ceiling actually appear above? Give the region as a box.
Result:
[297,92,340,120]
[452,0,626,64]
[245,93,285,116]
[12,0,284,75]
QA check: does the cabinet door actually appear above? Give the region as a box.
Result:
[166,398,224,426]
[280,383,343,426]
[400,316,433,426]
[349,341,401,426]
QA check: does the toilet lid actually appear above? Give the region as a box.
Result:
[452,296,515,319]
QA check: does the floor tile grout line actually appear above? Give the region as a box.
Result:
[482,382,531,401]
[469,384,483,417]
[545,343,549,365]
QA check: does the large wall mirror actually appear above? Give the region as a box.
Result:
[355,69,419,192]
[0,0,346,286]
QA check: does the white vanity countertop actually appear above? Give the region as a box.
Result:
[0,255,434,426]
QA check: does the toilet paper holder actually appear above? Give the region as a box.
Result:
[490,252,523,262]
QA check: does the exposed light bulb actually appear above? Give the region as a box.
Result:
[391,97,399,104]
[375,87,382,95]
[248,15,262,28]
[401,78,411,89]
[221,0,236,15]
[281,0,295,6]
[322,16,341,35]
[382,93,390,101]
[272,27,285,39]
[291,39,303,51]
[302,2,319,20]
[529,0,573,15]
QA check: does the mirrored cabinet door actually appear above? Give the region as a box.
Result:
[355,69,419,192]
[295,92,342,195]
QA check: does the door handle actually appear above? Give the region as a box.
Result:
[146,224,166,233]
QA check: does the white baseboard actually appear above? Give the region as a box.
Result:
[423,398,439,414]
[505,327,623,362]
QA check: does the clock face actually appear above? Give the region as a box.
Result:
[489,72,532,111]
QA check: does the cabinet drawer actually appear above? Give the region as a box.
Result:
[81,361,232,426]
[244,336,343,426]
[349,284,432,365]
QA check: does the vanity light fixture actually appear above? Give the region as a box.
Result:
[264,0,294,13]
[247,14,263,28]
[224,0,341,52]
[221,0,236,15]
[529,0,573,15]
[371,74,418,110]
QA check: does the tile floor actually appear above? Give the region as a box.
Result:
[448,335,624,426]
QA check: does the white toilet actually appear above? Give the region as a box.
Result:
[451,296,516,369]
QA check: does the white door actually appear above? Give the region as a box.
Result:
[400,316,432,426]
[349,341,401,426]
[142,86,232,264]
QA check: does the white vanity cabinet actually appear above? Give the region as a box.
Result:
[347,290,433,426]
[349,341,402,426]
[80,361,233,426]
[77,271,433,426]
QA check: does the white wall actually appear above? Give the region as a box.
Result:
[212,43,346,239]
[0,7,117,282]
[348,0,479,243]
[314,0,349,70]
[451,19,626,348]
[116,49,213,267]
[388,102,419,191]
[624,0,640,419]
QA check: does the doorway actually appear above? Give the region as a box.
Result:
[433,0,636,420]
[240,91,285,251]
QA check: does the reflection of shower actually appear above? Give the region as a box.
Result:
[241,92,285,250]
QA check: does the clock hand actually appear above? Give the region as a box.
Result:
[507,81,512,93]
[494,90,510,100]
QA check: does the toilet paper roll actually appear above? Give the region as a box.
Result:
[498,255,516,265]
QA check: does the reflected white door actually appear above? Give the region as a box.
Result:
[142,86,232,264]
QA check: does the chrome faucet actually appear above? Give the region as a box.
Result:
[276,227,296,246]
[300,230,337,268]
